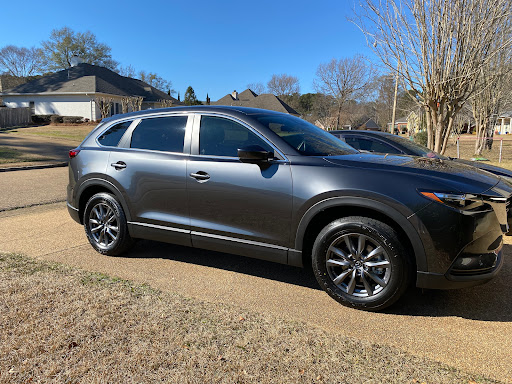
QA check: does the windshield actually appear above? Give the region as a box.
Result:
[254,114,358,156]
[385,134,448,159]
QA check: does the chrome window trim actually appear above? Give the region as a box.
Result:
[191,112,289,162]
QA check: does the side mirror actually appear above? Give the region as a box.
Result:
[238,145,274,163]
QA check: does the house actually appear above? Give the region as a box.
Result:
[494,111,512,134]
[212,89,299,115]
[0,63,180,120]
[354,118,381,131]
[387,116,409,133]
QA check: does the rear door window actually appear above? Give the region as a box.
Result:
[130,116,187,153]
[97,121,131,147]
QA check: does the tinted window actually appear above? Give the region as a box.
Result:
[199,116,273,157]
[384,134,447,159]
[130,116,187,153]
[254,114,357,156]
[98,121,131,147]
[344,137,402,154]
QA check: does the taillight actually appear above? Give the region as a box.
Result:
[69,149,81,158]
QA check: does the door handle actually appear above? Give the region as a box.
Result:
[111,161,127,170]
[189,171,210,181]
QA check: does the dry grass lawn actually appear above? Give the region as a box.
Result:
[0,147,53,164]
[0,253,501,384]
[4,124,95,143]
[443,134,512,170]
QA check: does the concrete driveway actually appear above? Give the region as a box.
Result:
[1,202,511,383]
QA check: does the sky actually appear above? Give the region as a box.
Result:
[0,0,374,101]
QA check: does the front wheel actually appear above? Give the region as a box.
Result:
[312,217,412,311]
[83,192,133,256]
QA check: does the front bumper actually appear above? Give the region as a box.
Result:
[416,249,504,289]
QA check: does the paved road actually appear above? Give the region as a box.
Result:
[0,166,68,211]
[1,202,511,383]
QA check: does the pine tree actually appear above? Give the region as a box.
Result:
[184,86,202,105]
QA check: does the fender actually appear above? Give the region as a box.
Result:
[75,176,132,222]
[294,196,430,272]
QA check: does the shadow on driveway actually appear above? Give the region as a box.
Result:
[122,240,512,322]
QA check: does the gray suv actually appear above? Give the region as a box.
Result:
[67,106,512,310]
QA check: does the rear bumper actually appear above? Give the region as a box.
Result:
[416,250,504,289]
[67,201,81,224]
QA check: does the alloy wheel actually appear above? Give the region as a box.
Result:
[325,233,392,297]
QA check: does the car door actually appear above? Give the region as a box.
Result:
[186,114,293,263]
[107,113,192,246]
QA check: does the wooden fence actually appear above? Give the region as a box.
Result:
[0,107,32,128]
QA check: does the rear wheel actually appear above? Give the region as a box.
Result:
[312,216,411,311]
[84,192,133,255]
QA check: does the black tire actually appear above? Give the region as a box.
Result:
[312,216,412,311]
[83,192,134,256]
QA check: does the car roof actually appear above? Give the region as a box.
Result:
[101,105,286,123]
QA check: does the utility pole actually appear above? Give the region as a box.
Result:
[390,64,399,133]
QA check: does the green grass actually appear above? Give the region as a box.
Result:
[0,146,52,164]
[0,252,502,384]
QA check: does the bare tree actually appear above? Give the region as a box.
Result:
[138,70,175,94]
[246,82,266,94]
[355,0,512,154]
[128,96,143,112]
[0,45,44,77]
[118,65,136,78]
[94,97,114,119]
[267,74,300,97]
[472,60,512,154]
[121,97,131,114]
[158,99,175,108]
[314,55,373,129]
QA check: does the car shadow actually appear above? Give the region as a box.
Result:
[123,239,321,290]
[123,240,512,322]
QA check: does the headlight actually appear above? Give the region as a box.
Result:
[419,191,485,211]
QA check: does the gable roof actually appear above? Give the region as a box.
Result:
[238,89,258,101]
[245,94,298,115]
[212,89,298,115]
[357,118,381,130]
[3,63,179,103]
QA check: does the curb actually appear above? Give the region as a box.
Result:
[0,162,68,173]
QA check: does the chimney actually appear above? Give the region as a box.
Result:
[231,90,238,100]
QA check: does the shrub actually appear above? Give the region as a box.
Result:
[62,116,84,124]
[50,115,63,124]
[32,115,56,125]
[414,130,428,147]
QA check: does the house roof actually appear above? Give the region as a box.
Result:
[212,89,298,115]
[238,89,258,101]
[3,63,179,103]
[358,118,381,130]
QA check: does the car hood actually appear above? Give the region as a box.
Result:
[324,153,501,194]
[452,158,512,179]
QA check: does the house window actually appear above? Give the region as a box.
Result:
[29,101,35,115]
